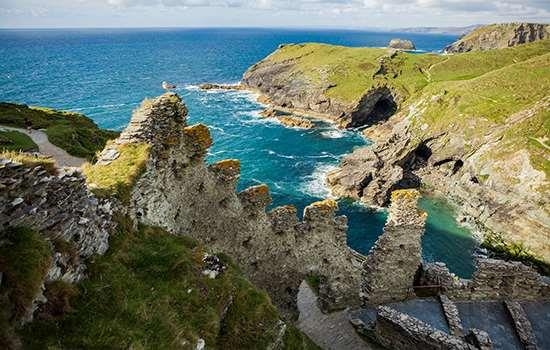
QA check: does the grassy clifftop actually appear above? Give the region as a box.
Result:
[249,38,550,260]
[259,40,549,105]
[12,221,318,349]
[249,40,550,176]
[0,103,118,160]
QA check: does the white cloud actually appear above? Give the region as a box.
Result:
[1,0,549,28]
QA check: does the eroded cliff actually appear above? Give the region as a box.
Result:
[444,23,550,53]
[242,34,550,264]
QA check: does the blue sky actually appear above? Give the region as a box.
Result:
[0,0,549,28]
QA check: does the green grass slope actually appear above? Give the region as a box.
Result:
[0,130,38,152]
[262,40,550,105]
[411,52,550,176]
[0,227,52,348]
[19,220,319,350]
[0,103,118,160]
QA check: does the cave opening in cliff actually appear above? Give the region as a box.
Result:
[349,87,397,128]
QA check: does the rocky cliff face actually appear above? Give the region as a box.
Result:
[96,93,364,316]
[0,157,113,327]
[242,43,400,128]
[327,95,550,261]
[244,39,549,262]
[444,23,550,53]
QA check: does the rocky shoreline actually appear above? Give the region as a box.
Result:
[233,32,550,264]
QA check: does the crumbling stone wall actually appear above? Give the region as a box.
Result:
[373,306,473,350]
[420,259,550,301]
[361,189,427,304]
[104,93,364,316]
[0,160,112,283]
[0,159,113,323]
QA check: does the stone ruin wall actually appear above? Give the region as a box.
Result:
[103,93,364,316]
[361,188,427,304]
[420,258,550,301]
[0,158,114,321]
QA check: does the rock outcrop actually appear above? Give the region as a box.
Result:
[444,23,550,53]
[0,158,114,325]
[106,93,364,316]
[361,189,427,304]
[326,85,550,262]
[260,108,314,128]
[388,39,416,50]
[242,43,400,128]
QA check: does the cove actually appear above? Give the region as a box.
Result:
[0,27,475,277]
[186,88,476,278]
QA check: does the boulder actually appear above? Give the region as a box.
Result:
[388,39,416,50]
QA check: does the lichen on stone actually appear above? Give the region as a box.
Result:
[183,124,213,155]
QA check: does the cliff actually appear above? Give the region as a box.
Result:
[109,93,364,315]
[444,23,550,53]
[243,36,550,264]
[2,92,549,349]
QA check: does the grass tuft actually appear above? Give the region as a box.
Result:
[82,142,150,202]
[0,150,57,175]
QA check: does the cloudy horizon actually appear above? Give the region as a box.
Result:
[0,0,549,29]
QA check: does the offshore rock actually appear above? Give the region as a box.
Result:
[361,189,427,304]
[444,23,550,53]
[388,39,416,50]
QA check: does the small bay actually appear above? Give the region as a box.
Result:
[0,27,475,277]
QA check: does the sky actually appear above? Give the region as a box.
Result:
[0,0,549,29]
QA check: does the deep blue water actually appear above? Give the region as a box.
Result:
[0,28,475,277]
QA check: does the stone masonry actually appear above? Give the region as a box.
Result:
[361,189,427,304]
[0,158,114,323]
[420,259,550,301]
[100,93,364,316]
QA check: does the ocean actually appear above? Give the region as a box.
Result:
[0,27,475,277]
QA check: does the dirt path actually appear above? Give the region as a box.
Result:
[0,125,85,168]
[297,281,379,350]
[425,56,450,82]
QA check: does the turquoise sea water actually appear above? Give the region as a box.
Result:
[0,28,475,277]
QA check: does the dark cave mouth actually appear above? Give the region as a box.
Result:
[348,88,398,128]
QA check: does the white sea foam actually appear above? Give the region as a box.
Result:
[300,163,338,198]
[265,149,296,159]
[71,102,129,111]
[320,130,347,139]
[184,84,200,91]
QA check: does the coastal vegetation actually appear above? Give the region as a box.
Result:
[0,227,52,348]
[0,130,37,152]
[0,103,118,160]
[482,231,550,276]
[82,142,150,202]
[262,40,549,105]
[20,219,319,350]
[0,151,57,174]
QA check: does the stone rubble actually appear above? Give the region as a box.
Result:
[504,300,539,350]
